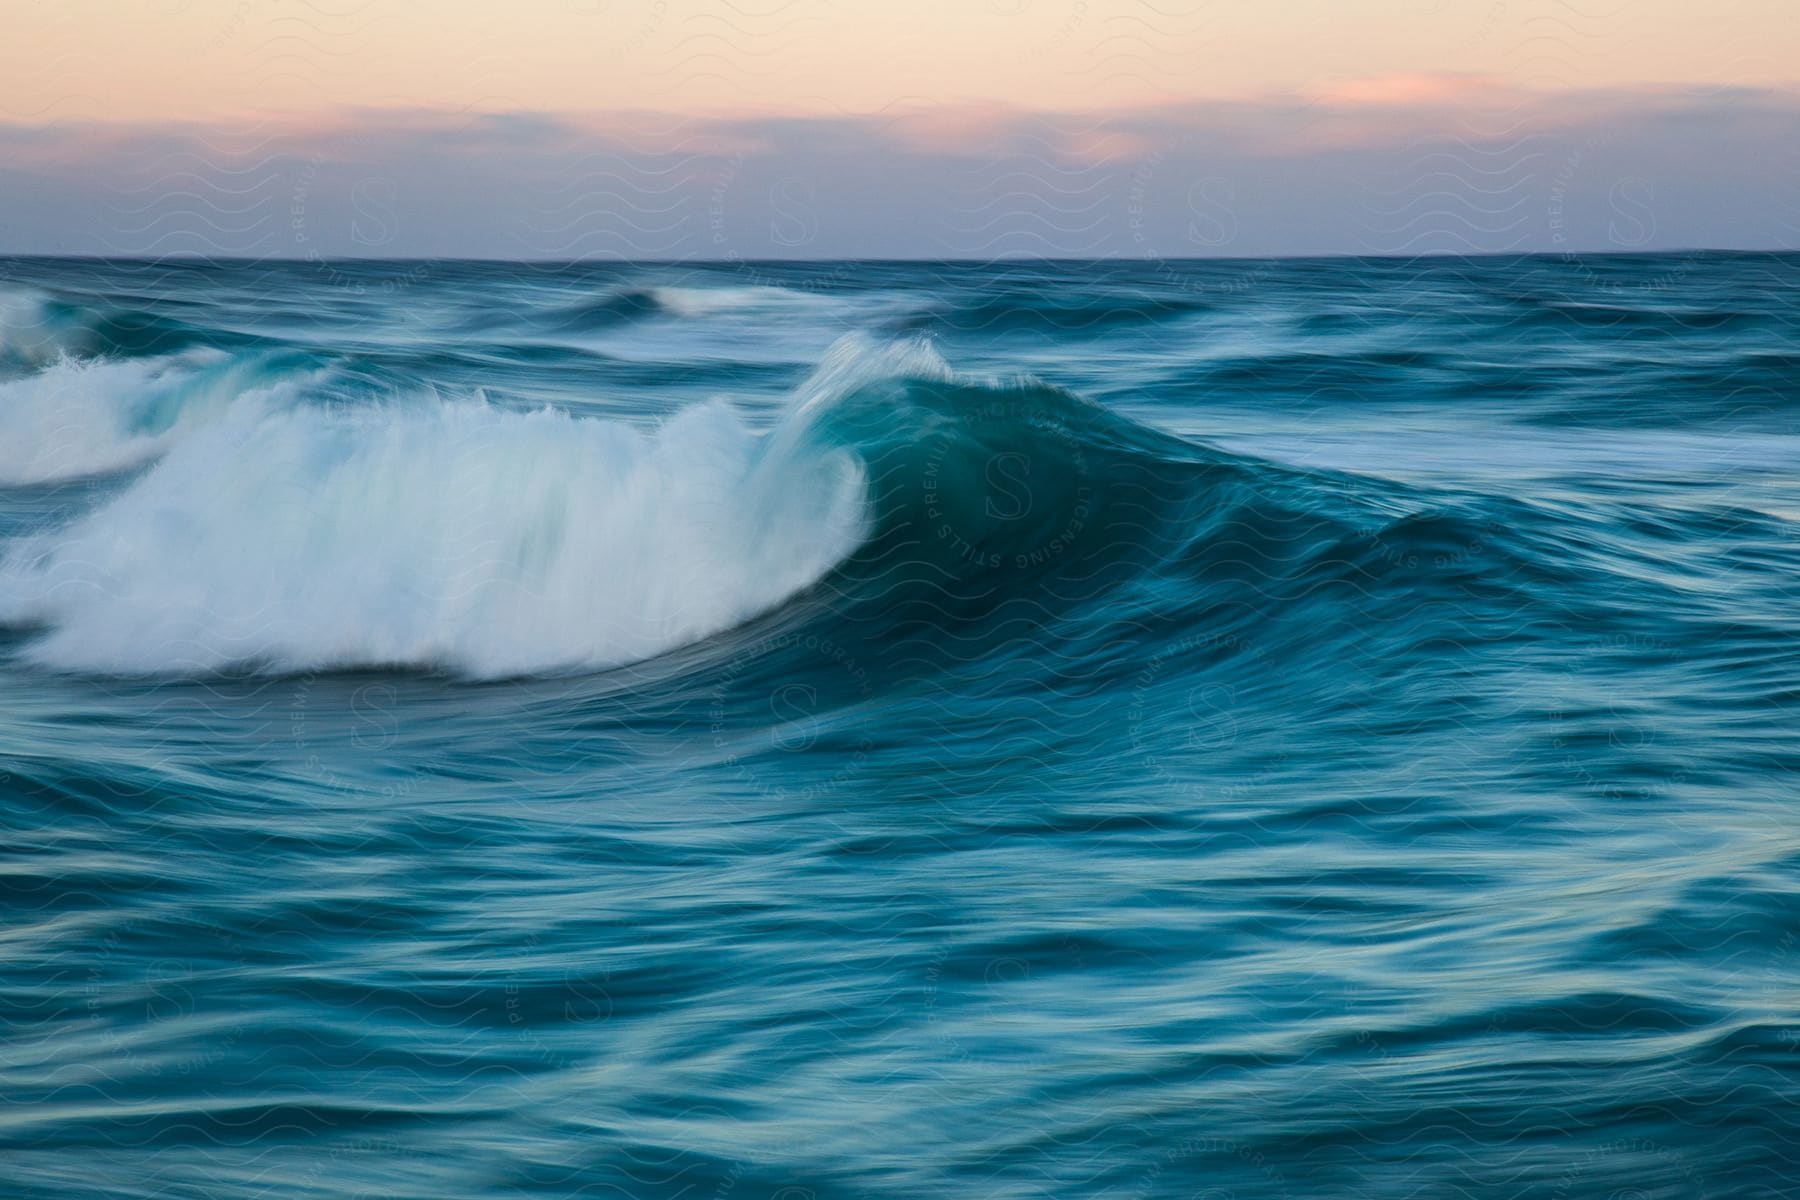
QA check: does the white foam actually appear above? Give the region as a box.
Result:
[791,333,953,412]
[0,349,281,486]
[0,390,871,677]
[648,284,832,318]
[0,286,64,369]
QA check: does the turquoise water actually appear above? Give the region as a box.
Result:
[2,254,1798,1197]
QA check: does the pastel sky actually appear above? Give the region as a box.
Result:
[2,0,1796,257]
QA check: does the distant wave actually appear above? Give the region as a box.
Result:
[0,284,233,369]
[543,283,838,332]
[542,286,666,331]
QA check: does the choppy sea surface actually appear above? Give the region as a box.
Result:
[2,253,1798,1198]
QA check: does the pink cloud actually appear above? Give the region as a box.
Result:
[1309,73,1515,109]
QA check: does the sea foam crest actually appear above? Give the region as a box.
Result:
[647,284,829,318]
[0,349,286,486]
[0,368,875,677]
[0,284,76,371]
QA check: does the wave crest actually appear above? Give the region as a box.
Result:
[0,350,300,486]
[1,285,224,369]
[0,385,870,677]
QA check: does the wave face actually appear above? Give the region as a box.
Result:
[3,254,1799,1200]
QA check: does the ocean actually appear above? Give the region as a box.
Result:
[2,253,1797,1198]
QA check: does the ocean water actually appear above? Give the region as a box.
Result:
[1,253,1798,1198]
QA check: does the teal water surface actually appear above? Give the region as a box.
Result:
[2,253,1798,1198]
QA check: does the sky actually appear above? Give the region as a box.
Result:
[1,0,1796,257]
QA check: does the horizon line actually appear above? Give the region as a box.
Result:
[3,247,1790,267]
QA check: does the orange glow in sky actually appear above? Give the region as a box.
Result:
[2,0,1796,125]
